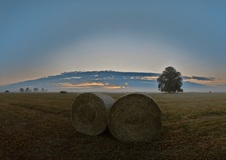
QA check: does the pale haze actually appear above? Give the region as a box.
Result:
[1,1,226,86]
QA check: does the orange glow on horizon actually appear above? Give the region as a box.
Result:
[58,82,125,89]
[59,82,106,88]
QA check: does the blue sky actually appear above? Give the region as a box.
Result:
[1,1,226,85]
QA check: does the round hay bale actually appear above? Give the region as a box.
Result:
[108,93,162,142]
[71,93,114,136]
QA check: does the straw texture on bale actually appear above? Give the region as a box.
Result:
[108,93,162,142]
[71,93,114,136]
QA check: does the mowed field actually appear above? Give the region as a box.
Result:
[0,92,226,160]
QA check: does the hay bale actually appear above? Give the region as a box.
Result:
[108,93,162,142]
[71,93,114,136]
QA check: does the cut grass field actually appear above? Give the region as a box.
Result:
[0,92,226,159]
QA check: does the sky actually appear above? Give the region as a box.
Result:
[1,1,226,85]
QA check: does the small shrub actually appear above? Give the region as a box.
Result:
[60,91,68,94]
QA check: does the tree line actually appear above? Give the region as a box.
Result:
[19,87,47,92]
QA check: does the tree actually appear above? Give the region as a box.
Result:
[25,87,31,92]
[157,66,183,93]
[60,91,68,94]
[33,88,39,92]
[20,88,24,92]
[41,88,48,92]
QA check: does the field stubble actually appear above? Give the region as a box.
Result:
[0,93,226,159]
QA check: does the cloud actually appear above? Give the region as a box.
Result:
[184,76,215,81]
[58,82,125,89]
[59,82,106,88]
[63,77,81,80]
[184,77,226,86]
[104,85,125,89]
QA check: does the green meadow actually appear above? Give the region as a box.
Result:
[0,93,226,159]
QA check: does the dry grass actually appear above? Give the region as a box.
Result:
[0,92,226,159]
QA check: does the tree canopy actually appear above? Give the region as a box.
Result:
[20,88,24,92]
[157,66,183,93]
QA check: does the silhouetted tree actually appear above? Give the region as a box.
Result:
[60,91,68,94]
[157,66,183,93]
[25,87,31,92]
[20,88,24,92]
[33,88,39,92]
[41,88,48,92]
